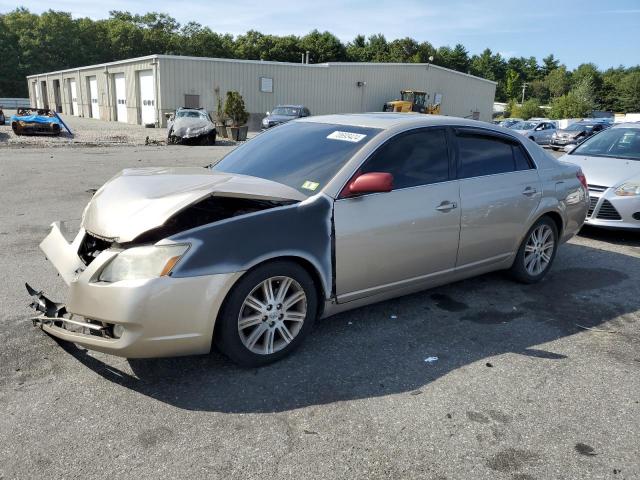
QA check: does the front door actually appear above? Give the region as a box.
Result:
[454,128,542,268]
[114,73,127,123]
[334,127,461,302]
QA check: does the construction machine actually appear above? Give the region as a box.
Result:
[383,90,441,115]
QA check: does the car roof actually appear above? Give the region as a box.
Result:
[296,113,495,130]
[275,105,305,108]
[612,122,640,129]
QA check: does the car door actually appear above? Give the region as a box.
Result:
[333,127,461,302]
[454,128,542,269]
[541,122,556,144]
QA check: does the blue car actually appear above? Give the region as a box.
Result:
[11,108,62,136]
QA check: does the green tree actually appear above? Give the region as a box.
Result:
[542,54,559,76]
[619,71,640,112]
[512,99,542,120]
[549,92,591,119]
[504,69,521,100]
[545,66,571,98]
[299,30,346,63]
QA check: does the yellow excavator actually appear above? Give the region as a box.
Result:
[383,90,441,115]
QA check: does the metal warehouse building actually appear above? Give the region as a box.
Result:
[27,54,496,129]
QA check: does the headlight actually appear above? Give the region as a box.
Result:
[98,244,189,282]
[262,118,269,126]
[615,183,640,197]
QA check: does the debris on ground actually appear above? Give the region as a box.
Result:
[145,136,166,146]
[424,356,439,363]
[486,362,494,367]
[574,443,597,456]
[390,314,398,319]
[576,324,619,334]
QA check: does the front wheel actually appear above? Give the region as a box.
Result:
[509,217,558,284]
[214,261,318,367]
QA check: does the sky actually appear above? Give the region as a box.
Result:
[2,0,639,70]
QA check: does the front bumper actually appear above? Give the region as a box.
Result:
[31,222,243,357]
[586,190,640,230]
[550,137,576,147]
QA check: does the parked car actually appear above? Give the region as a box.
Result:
[28,114,587,366]
[166,107,216,145]
[262,105,310,129]
[550,121,610,150]
[10,108,61,136]
[509,120,557,145]
[561,123,640,230]
[499,118,523,128]
[0,107,5,125]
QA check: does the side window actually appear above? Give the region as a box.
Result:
[361,129,450,189]
[513,144,534,170]
[457,133,522,178]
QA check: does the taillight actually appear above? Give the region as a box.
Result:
[577,169,588,190]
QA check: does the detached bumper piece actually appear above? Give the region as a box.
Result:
[26,282,111,337]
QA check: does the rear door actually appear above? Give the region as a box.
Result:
[334,127,461,302]
[455,129,542,269]
[114,73,127,123]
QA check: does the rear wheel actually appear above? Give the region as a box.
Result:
[509,216,558,284]
[215,261,318,367]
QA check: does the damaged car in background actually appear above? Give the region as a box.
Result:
[166,107,216,145]
[11,108,62,136]
[28,114,587,367]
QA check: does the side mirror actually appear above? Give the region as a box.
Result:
[347,172,393,196]
[535,126,543,131]
[265,111,270,116]
[564,144,577,153]
[164,112,172,119]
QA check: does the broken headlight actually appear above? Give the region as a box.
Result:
[98,244,189,282]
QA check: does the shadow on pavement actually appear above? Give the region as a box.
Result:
[56,241,636,413]
[578,224,640,247]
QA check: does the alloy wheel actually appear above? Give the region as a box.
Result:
[237,276,307,355]
[524,224,555,276]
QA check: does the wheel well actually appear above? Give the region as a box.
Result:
[540,211,563,237]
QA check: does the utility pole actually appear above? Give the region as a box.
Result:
[521,82,528,104]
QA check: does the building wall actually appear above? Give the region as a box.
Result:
[158,56,496,127]
[27,55,496,129]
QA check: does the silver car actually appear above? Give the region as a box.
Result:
[561,123,640,230]
[28,114,587,366]
[510,120,557,145]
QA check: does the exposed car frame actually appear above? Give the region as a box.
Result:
[11,107,62,136]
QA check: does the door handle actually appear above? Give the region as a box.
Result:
[436,201,457,212]
[522,187,538,197]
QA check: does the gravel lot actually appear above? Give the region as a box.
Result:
[0,129,639,479]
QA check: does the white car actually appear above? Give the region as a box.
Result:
[561,123,640,230]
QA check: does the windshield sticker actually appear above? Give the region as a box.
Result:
[327,131,367,143]
[301,181,320,191]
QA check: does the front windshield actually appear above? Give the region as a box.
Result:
[511,121,536,130]
[571,128,640,160]
[211,122,382,195]
[177,110,207,119]
[566,123,593,132]
[272,107,300,116]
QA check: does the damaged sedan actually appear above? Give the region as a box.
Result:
[166,107,216,145]
[29,114,588,366]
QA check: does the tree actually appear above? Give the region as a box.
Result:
[545,66,570,98]
[619,71,640,112]
[549,92,591,119]
[512,99,542,120]
[542,54,559,76]
[299,30,346,63]
[504,69,521,100]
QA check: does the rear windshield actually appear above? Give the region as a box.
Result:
[571,128,640,160]
[210,121,382,195]
[511,121,536,130]
[272,107,300,116]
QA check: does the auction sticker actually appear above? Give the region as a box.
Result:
[327,131,367,143]
[301,180,320,191]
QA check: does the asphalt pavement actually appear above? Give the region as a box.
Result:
[0,144,638,480]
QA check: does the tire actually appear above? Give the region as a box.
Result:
[509,216,558,284]
[214,261,318,367]
[551,147,559,151]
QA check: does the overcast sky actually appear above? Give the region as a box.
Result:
[3,0,639,69]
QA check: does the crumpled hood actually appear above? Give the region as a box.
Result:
[560,154,640,188]
[266,114,296,123]
[171,116,214,138]
[82,167,306,242]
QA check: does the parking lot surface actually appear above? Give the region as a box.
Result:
[1,142,639,479]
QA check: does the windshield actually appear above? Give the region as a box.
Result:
[210,122,382,195]
[571,128,640,160]
[176,110,207,119]
[272,107,300,116]
[510,121,536,130]
[566,123,594,132]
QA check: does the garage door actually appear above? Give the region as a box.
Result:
[69,79,78,116]
[138,70,156,125]
[114,73,127,123]
[88,76,99,119]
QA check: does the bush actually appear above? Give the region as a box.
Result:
[214,86,226,125]
[549,92,591,119]
[512,99,542,120]
[224,91,249,127]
